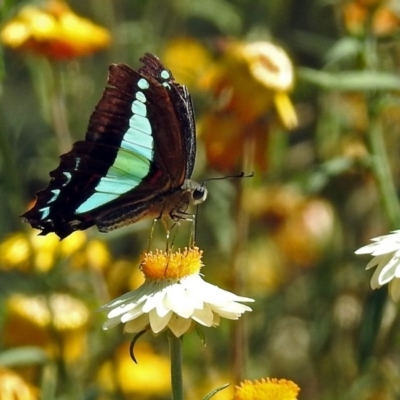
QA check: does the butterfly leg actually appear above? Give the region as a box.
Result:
[170,209,196,247]
[160,216,173,251]
[147,219,158,252]
[189,215,196,248]
[176,211,196,247]
[168,222,183,252]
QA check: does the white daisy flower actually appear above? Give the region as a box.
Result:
[355,230,400,301]
[100,247,254,337]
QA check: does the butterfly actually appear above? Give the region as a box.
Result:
[22,53,207,239]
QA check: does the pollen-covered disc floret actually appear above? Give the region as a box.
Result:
[234,378,300,400]
[141,247,202,279]
[355,230,400,301]
[101,247,254,337]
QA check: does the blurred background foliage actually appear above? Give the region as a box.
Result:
[1,0,400,399]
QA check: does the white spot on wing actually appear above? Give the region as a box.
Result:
[39,207,50,219]
[138,78,149,90]
[130,114,151,135]
[131,99,147,117]
[161,70,170,80]
[62,172,72,186]
[136,91,146,103]
[48,189,61,203]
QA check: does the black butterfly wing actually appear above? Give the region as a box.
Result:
[138,54,196,181]
[22,53,196,238]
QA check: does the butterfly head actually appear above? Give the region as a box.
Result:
[182,179,208,206]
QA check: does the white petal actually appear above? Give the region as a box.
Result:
[124,314,150,333]
[155,297,171,318]
[142,289,167,313]
[191,303,214,326]
[103,316,124,330]
[389,279,400,301]
[356,243,380,254]
[168,315,192,337]
[356,231,400,255]
[107,302,139,320]
[369,265,382,289]
[181,275,254,304]
[369,254,394,277]
[213,313,221,326]
[371,244,400,256]
[165,285,196,318]
[378,256,400,285]
[100,284,151,311]
[120,305,145,323]
[149,308,172,333]
[211,303,253,319]
[365,256,380,270]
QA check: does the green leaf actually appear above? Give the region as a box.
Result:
[298,68,400,91]
[176,0,242,34]
[325,37,362,65]
[306,157,356,193]
[202,383,230,400]
[195,325,206,346]
[0,347,48,367]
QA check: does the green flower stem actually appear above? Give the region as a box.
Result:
[49,63,73,153]
[367,110,400,228]
[230,135,253,382]
[169,333,183,400]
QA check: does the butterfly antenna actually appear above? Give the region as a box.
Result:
[201,171,254,186]
[192,172,253,246]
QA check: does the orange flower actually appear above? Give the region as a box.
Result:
[201,41,296,127]
[200,111,269,173]
[244,185,334,268]
[199,41,297,173]
[342,0,400,37]
[1,0,111,59]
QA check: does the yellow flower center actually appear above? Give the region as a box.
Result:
[141,247,203,280]
[234,378,300,400]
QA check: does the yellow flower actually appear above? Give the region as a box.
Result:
[163,38,212,88]
[234,378,300,400]
[101,247,254,337]
[97,342,170,396]
[3,293,89,362]
[0,367,39,400]
[0,230,110,272]
[1,0,111,59]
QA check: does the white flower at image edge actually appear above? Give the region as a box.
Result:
[100,248,254,337]
[355,230,400,301]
